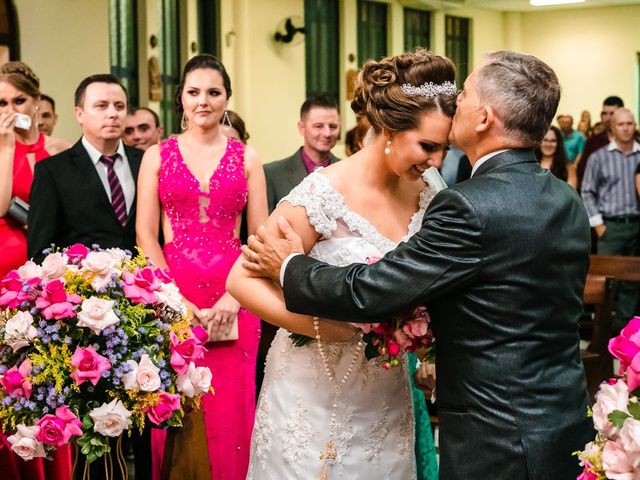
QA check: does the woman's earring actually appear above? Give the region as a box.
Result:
[181,112,189,130]
[222,110,232,130]
[384,140,391,155]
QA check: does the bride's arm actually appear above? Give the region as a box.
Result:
[227,202,358,341]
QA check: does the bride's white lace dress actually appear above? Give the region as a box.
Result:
[246,171,437,480]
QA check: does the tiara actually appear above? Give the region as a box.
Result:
[400,81,457,98]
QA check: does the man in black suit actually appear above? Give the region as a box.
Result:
[27,74,147,480]
[28,74,142,263]
[243,51,593,479]
[264,95,341,213]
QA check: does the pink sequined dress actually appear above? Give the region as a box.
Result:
[157,136,260,479]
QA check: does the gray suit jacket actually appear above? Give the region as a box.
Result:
[282,149,593,479]
[264,148,339,213]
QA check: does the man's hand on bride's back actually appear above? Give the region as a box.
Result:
[242,216,304,282]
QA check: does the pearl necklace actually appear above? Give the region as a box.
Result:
[314,317,363,480]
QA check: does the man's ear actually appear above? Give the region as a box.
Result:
[297,120,305,137]
[74,106,83,125]
[475,105,494,134]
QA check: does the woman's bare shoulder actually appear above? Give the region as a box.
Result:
[44,136,71,155]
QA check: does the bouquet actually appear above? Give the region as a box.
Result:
[356,305,435,369]
[289,255,435,368]
[0,244,213,467]
[576,316,640,479]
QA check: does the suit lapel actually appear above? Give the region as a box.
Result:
[69,140,114,215]
[286,149,308,190]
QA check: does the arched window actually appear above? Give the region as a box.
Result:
[0,0,19,64]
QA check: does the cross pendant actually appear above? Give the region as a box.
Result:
[319,441,337,480]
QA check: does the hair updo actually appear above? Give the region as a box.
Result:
[351,48,457,134]
[0,61,41,98]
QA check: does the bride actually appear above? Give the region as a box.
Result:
[227,49,457,479]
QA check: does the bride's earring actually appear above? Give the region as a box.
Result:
[222,110,232,130]
[181,112,189,130]
[384,140,391,155]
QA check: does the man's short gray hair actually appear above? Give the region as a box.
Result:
[475,51,560,147]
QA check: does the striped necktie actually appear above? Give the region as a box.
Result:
[100,154,127,226]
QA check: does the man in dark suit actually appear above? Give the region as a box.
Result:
[28,74,142,263]
[264,95,340,213]
[27,74,147,480]
[243,51,593,478]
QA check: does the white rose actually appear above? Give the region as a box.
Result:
[41,252,68,281]
[4,311,39,352]
[76,297,120,334]
[89,399,132,437]
[7,424,46,461]
[122,354,161,391]
[105,248,129,264]
[17,261,42,280]
[82,252,119,291]
[154,283,186,313]
[593,379,630,438]
[619,418,640,468]
[177,362,212,397]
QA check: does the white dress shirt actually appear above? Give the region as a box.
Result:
[470,149,509,178]
[82,136,135,213]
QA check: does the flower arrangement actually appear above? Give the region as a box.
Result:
[0,244,213,466]
[576,317,640,479]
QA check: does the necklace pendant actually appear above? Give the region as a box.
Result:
[319,441,337,480]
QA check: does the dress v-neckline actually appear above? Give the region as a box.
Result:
[314,171,428,247]
[175,136,230,193]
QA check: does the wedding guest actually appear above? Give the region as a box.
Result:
[344,115,370,156]
[578,110,591,137]
[557,114,585,163]
[124,107,164,151]
[535,126,577,189]
[0,61,71,480]
[136,53,268,479]
[582,108,640,331]
[37,94,58,136]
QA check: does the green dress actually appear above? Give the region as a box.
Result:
[408,352,439,480]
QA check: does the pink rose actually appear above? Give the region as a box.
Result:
[0,359,32,399]
[16,261,43,281]
[122,354,161,391]
[576,462,598,480]
[64,243,90,261]
[602,440,634,479]
[35,406,82,447]
[610,320,640,374]
[146,392,181,426]
[169,332,206,375]
[0,271,37,308]
[34,279,81,320]
[392,329,413,349]
[70,346,111,386]
[122,267,162,304]
[81,251,119,291]
[626,353,640,392]
[619,418,640,468]
[387,340,401,356]
[153,268,173,284]
[402,317,429,339]
[191,326,208,345]
[176,362,213,397]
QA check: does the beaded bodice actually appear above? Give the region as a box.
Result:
[158,136,247,307]
[158,136,247,249]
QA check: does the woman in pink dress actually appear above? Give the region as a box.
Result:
[0,62,71,479]
[136,54,268,479]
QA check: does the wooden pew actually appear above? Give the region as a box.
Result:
[589,255,640,282]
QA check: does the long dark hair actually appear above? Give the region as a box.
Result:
[534,125,568,181]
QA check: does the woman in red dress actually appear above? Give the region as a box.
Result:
[0,61,71,479]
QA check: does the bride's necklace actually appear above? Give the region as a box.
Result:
[313,317,363,480]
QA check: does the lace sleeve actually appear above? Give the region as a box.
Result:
[279,172,343,239]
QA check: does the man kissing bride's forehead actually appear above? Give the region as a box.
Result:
[231,50,592,480]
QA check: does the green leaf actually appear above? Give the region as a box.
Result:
[82,413,94,430]
[609,409,631,428]
[629,402,640,419]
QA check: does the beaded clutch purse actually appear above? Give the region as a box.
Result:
[7,196,29,225]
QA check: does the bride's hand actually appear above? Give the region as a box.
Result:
[202,292,241,338]
[414,361,436,398]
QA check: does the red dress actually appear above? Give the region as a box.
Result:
[0,134,73,479]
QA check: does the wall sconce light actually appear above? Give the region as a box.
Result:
[274,17,305,44]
